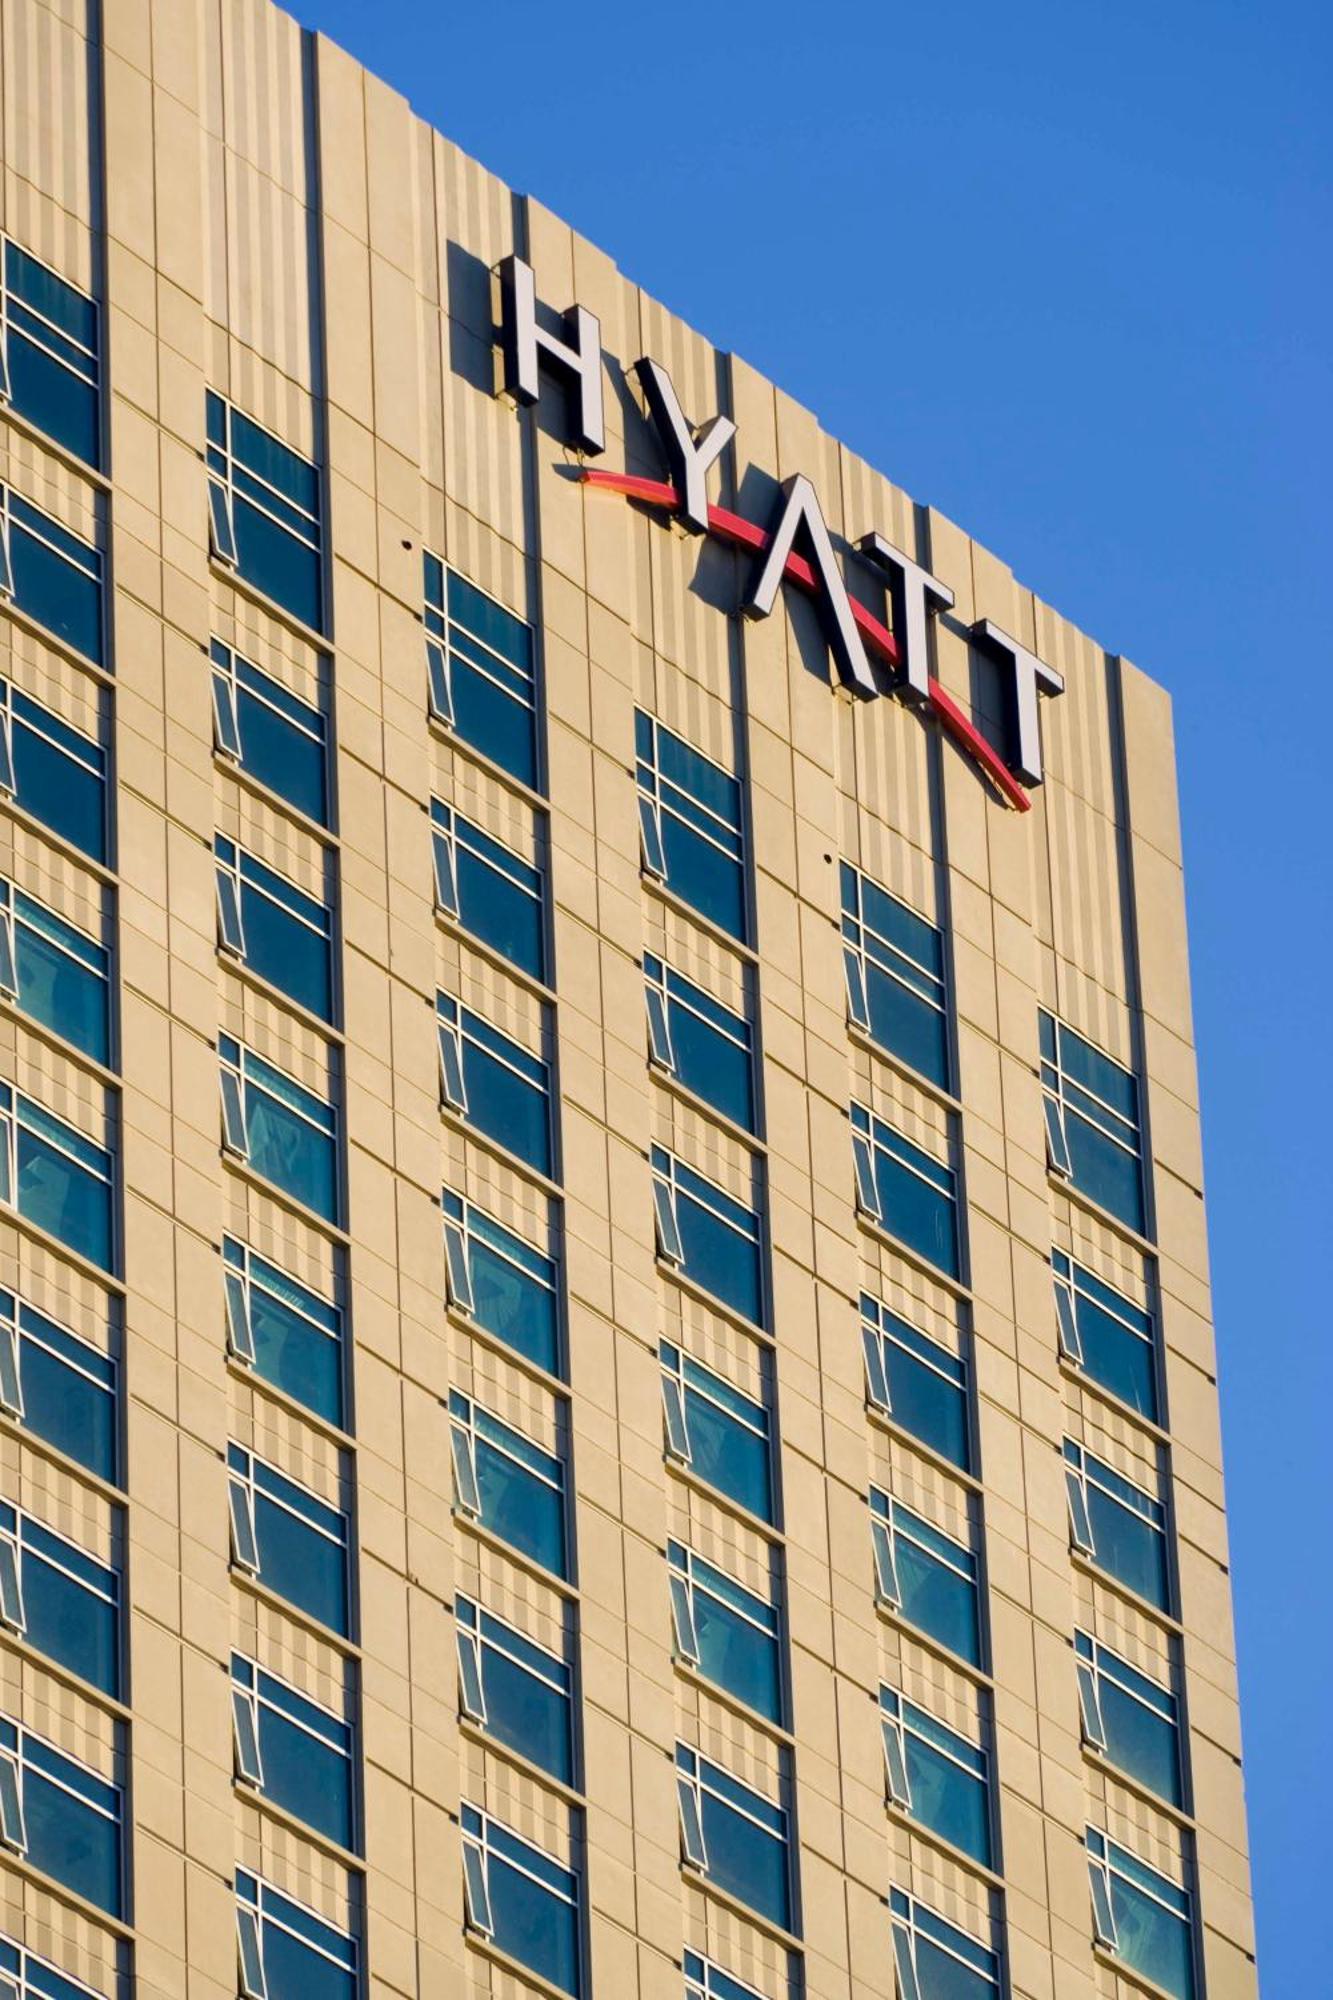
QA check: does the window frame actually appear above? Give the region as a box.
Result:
[235,1868,357,2000]
[206,392,324,632]
[1063,1437,1170,1611]
[460,1802,582,1996]
[448,1390,568,1581]
[0,237,101,467]
[214,834,335,1022]
[870,1487,982,1667]
[666,1539,783,1725]
[889,1888,999,2000]
[1075,1627,1181,1805]
[0,1079,115,1272]
[878,1684,991,1866]
[634,710,747,941]
[0,876,110,1065]
[1085,1827,1195,2000]
[441,1188,560,1376]
[217,1033,340,1226]
[430,797,546,982]
[1039,1010,1146,1232]
[222,1236,345,1427]
[0,680,107,864]
[658,1339,772,1523]
[455,1593,574,1785]
[0,1287,116,1481]
[650,1144,764,1326]
[1052,1249,1159,1421]
[0,486,103,665]
[230,1651,355,1849]
[209,638,329,827]
[840,862,949,1088]
[424,558,540,789]
[0,1715,123,1918]
[851,1101,960,1280]
[226,1442,351,1638]
[435,993,554,1179]
[643,950,755,1132]
[673,1743,790,1932]
[0,1498,120,1696]
[860,1292,970,1473]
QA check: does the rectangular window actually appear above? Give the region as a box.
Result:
[215,836,334,1022]
[0,879,110,1065]
[231,1654,354,1850]
[667,1541,782,1724]
[0,682,106,862]
[1053,1251,1158,1421]
[455,1594,573,1786]
[644,953,754,1131]
[0,488,102,665]
[0,1933,106,2000]
[0,241,100,466]
[1076,1629,1181,1806]
[0,1289,116,1481]
[674,1745,790,1932]
[449,1391,567,1580]
[651,1146,763,1326]
[0,1718,122,1917]
[227,1444,350,1637]
[878,1686,990,1866]
[436,994,553,1178]
[0,1081,114,1271]
[442,1189,559,1376]
[870,1489,981,1667]
[0,1501,119,1696]
[236,1870,357,2000]
[1086,1829,1194,2000]
[685,1953,766,2000]
[223,1238,344,1428]
[460,1804,580,1996]
[210,640,328,827]
[425,561,539,789]
[206,393,323,632]
[1063,1439,1169,1611]
[635,712,746,940]
[218,1035,339,1225]
[431,799,546,981]
[861,1294,969,1471]
[659,1340,772,1523]
[852,1102,959,1279]
[1040,1012,1145,1234]
[841,864,949,1088]
[889,1889,998,2000]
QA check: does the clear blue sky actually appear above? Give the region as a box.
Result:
[300,3,1328,1990]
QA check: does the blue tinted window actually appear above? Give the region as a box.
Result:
[2,1293,116,1481]
[873,1490,981,1666]
[841,864,949,1087]
[0,1083,114,1271]
[1054,1251,1158,1421]
[449,1391,566,1580]
[210,640,328,825]
[1,1503,118,1696]
[232,1654,354,1849]
[652,1146,763,1326]
[207,393,323,631]
[636,712,745,940]
[880,1686,990,1865]
[0,1933,106,2000]
[223,1238,344,1427]
[1,242,99,466]
[853,1103,959,1279]
[1076,1630,1180,1806]
[1064,1440,1169,1611]
[442,1190,559,1376]
[425,561,539,789]
[659,1341,771,1523]
[2,684,105,862]
[456,1595,573,1785]
[437,995,553,1179]
[461,1805,581,1996]
[228,1444,350,1636]
[1,882,109,1064]
[645,954,754,1131]
[215,836,333,1022]
[675,1745,789,1931]
[1087,1830,1194,2000]
[861,1295,969,1471]
[433,799,546,981]
[220,1035,339,1225]
[4,492,102,664]
[890,1890,998,2000]
[1040,1012,1145,1234]
[669,1542,782,1724]
[1,1720,121,1917]
[237,1872,357,2000]
[684,1953,765,2000]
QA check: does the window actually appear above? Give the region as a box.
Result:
[852,1104,959,1278]
[674,1745,790,1932]
[1040,1013,1145,1234]
[841,865,948,1088]
[436,995,554,1178]
[0,1082,114,1271]
[0,1718,121,1917]
[635,712,746,940]
[889,1890,999,2000]
[684,1952,766,2000]
[1076,1630,1181,1806]
[431,799,546,982]
[0,241,99,465]
[0,1501,119,1696]
[870,1490,981,1667]
[1053,1251,1158,1422]
[1086,1830,1194,2000]
[210,640,328,826]
[878,1687,990,1866]
[227,1444,350,1637]
[667,1541,782,1724]
[235,1870,357,2000]
[0,488,102,665]
[0,880,109,1065]
[0,1933,106,2000]
[644,954,754,1131]
[1063,1440,1169,1611]
[659,1340,772,1523]
[424,561,539,789]
[0,681,106,862]
[861,1295,969,1472]
[442,1190,559,1376]
[0,1289,116,1481]
[223,1238,344,1428]
[461,1804,580,1996]
[214,837,334,1023]
[455,1594,573,1785]
[449,1391,567,1580]
[231,1654,354,1849]
[219,1035,339,1225]
[206,393,323,631]
[651,1146,763,1326]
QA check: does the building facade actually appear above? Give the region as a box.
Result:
[0,4,1257,2000]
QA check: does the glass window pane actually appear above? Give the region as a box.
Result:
[256,1693,352,1849]
[15,1109,112,1270]
[22,1755,120,1916]
[16,1307,115,1481]
[486,1840,579,1995]
[254,1488,347,1635]
[895,1519,979,1665]
[465,1207,559,1376]
[8,502,101,663]
[11,896,108,1065]
[700,1786,788,1931]
[474,1424,565,1579]
[20,1528,118,1695]
[10,696,103,862]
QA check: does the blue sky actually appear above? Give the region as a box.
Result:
[300,2,1328,1988]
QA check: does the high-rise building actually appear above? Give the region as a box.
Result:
[0,5,1257,2000]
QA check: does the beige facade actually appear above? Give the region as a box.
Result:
[0,4,1256,2000]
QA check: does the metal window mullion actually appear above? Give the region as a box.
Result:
[862,1325,890,1413]
[638,795,667,880]
[645,982,675,1072]
[0,504,12,602]
[1043,1094,1073,1178]
[843,945,870,1030]
[438,1021,468,1113]
[216,865,246,959]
